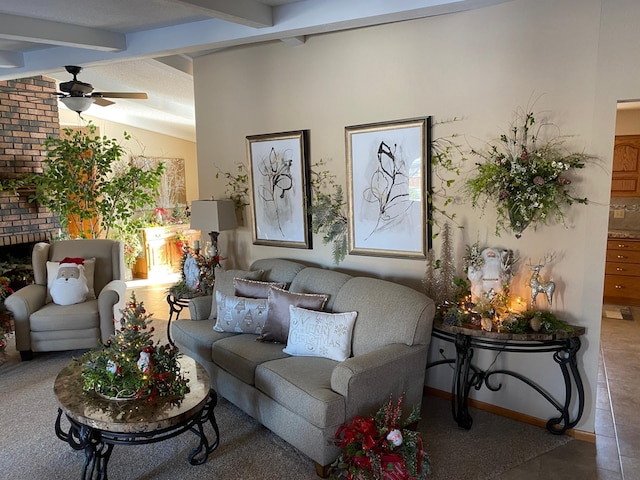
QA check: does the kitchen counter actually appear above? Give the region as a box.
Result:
[608,230,640,239]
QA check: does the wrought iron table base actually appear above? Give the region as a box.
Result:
[55,390,220,480]
[166,294,191,347]
[428,329,584,435]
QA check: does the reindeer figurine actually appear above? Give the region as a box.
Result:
[529,257,556,307]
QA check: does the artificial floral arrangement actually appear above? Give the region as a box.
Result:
[0,276,14,354]
[75,292,190,401]
[331,395,430,480]
[466,108,593,238]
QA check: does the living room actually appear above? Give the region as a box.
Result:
[1,0,639,478]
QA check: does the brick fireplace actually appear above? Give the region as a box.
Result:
[0,76,61,249]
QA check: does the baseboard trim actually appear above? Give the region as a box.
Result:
[424,386,595,443]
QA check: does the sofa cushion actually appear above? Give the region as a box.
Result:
[257,287,328,344]
[171,318,236,363]
[30,299,100,331]
[284,306,357,362]
[255,356,345,429]
[233,278,285,298]
[288,267,352,311]
[208,268,264,320]
[214,291,268,334]
[212,334,290,385]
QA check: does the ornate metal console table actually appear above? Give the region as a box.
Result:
[54,356,219,480]
[427,320,586,435]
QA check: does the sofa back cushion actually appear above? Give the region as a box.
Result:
[288,267,352,311]
[332,277,435,356]
[250,258,307,288]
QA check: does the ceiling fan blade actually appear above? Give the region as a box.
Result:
[91,92,148,99]
[93,97,115,107]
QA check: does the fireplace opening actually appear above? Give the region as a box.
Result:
[0,241,40,290]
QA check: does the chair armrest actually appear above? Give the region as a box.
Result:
[98,279,127,343]
[5,284,46,351]
[188,295,213,320]
[331,343,428,419]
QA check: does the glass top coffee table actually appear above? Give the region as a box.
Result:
[54,355,219,480]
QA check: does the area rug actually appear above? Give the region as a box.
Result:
[603,305,634,321]
[0,331,572,480]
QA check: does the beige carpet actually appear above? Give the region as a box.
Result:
[0,333,572,480]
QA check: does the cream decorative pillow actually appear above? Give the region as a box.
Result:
[257,287,328,344]
[284,305,358,362]
[233,278,285,299]
[214,291,268,334]
[208,268,264,320]
[46,257,96,304]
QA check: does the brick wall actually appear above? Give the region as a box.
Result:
[0,76,60,246]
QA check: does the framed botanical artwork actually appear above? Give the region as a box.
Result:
[346,117,431,259]
[247,130,312,248]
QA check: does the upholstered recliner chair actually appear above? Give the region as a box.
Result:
[5,239,127,360]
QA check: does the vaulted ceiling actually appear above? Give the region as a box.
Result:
[0,0,511,141]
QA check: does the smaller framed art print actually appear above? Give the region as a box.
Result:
[247,130,312,249]
[346,117,431,259]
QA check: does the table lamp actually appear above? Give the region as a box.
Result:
[189,200,237,258]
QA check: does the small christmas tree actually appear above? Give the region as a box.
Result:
[76,292,190,401]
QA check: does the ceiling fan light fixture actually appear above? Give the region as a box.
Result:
[60,96,94,113]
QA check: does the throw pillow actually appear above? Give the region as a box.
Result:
[48,257,90,306]
[46,257,96,304]
[283,305,358,362]
[208,268,264,320]
[257,286,328,343]
[213,291,269,334]
[233,278,285,299]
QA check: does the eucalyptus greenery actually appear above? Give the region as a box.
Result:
[34,122,165,239]
[309,160,348,264]
[465,109,592,238]
[215,162,250,211]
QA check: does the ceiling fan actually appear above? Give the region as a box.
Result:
[57,65,148,113]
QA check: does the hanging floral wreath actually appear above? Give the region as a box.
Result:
[465,109,593,238]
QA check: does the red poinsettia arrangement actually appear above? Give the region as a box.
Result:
[332,395,430,480]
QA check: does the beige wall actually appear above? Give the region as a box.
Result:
[59,109,199,204]
[191,0,639,434]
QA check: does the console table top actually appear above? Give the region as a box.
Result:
[433,319,586,341]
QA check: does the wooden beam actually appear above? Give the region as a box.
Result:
[171,0,272,28]
[0,13,125,51]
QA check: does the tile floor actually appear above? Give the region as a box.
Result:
[126,278,639,479]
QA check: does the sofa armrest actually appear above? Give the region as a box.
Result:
[5,284,46,351]
[331,343,428,419]
[188,295,213,320]
[98,279,126,343]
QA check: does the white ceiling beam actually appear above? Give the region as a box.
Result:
[152,55,193,77]
[280,36,305,47]
[0,50,23,68]
[170,0,273,28]
[0,13,125,52]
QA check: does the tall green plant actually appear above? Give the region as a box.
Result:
[35,122,165,239]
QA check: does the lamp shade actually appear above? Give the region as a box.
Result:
[60,96,94,113]
[190,200,237,232]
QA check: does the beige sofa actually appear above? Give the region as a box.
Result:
[172,258,435,475]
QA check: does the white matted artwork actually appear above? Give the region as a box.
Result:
[247,130,311,249]
[346,117,430,259]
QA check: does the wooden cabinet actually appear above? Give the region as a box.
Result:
[611,135,640,197]
[604,238,640,305]
[132,225,198,280]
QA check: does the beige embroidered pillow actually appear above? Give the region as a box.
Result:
[208,268,264,320]
[284,305,358,361]
[213,291,268,334]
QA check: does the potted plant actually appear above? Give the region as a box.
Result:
[32,122,165,240]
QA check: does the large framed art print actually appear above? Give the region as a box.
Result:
[346,117,430,259]
[247,130,311,249]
